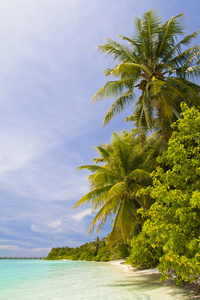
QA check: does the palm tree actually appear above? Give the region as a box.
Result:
[73,132,154,242]
[91,10,200,143]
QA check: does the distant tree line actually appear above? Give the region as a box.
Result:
[45,238,130,261]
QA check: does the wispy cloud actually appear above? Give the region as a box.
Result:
[72,208,92,222]
[0,245,51,257]
[0,245,21,251]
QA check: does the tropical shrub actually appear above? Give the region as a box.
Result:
[129,104,200,286]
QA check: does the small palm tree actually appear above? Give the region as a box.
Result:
[73,132,154,242]
[92,10,200,143]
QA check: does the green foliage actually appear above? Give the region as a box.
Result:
[94,246,111,261]
[128,234,161,269]
[45,237,132,262]
[92,9,200,143]
[111,240,130,260]
[129,104,200,286]
[45,239,112,261]
[73,131,156,243]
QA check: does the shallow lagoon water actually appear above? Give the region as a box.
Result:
[0,259,199,299]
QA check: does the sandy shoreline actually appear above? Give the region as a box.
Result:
[59,259,200,298]
[108,260,200,299]
[109,259,160,274]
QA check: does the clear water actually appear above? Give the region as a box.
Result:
[0,259,198,300]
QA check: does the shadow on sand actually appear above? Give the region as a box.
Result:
[105,272,200,300]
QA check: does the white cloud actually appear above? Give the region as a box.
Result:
[48,219,62,229]
[72,208,92,222]
[30,211,89,236]
[30,224,41,233]
[31,247,51,253]
[0,245,20,251]
[0,159,89,201]
[0,239,39,248]
[0,244,51,257]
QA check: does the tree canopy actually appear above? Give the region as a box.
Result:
[92,10,200,143]
[73,132,154,242]
[129,104,200,286]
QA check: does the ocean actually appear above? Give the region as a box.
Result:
[0,259,197,299]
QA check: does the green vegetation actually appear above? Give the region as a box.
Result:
[45,238,130,261]
[92,9,200,143]
[129,104,200,286]
[73,131,156,242]
[45,9,200,288]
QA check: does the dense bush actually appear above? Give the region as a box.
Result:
[129,105,200,286]
[128,234,161,269]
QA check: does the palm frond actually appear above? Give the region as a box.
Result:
[72,185,113,209]
[170,45,200,72]
[155,92,175,120]
[167,77,200,106]
[91,171,120,187]
[88,197,116,233]
[132,89,154,144]
[182,46,200,69]
[142,83,155,129]
[184,66,200,81]
[165,30,200,60]
[97,38,137,62]
[142,9,161,62]
[128,169,150,182]
[176,30,200,48]
[155,13,185,62]
[108,202,123,240]
[119,198,136,241]
[77,164,103,172]
[102,88,135,125]
[118,35,141,56]
[133,102,149,146]
[93,146,111,163]
[149,78,165,97]
[111,62,151,77]
[106,181,127,200]
[78,164,120,181]
[111,133,134,174]
[91,79,134,103]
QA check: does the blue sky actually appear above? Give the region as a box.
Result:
[0,0,199,257]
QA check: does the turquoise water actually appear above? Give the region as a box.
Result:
[0,259,198,299]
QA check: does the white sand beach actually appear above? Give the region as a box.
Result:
[109,260,200,299]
